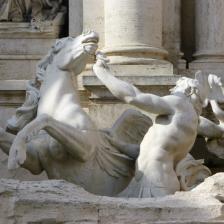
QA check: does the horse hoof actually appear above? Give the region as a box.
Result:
[8,156,20,170]
[9,140,27,168]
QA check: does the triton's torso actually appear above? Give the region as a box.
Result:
[138,95,199,171]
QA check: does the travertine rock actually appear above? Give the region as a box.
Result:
[192,172,224,195]
[0,176,224,224]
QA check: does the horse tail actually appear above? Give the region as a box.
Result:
[6,38,68,133]
[6,80,40,133]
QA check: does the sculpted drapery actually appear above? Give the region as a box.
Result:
[0,0,62,22]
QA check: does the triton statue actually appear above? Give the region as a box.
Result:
[93,52,224,197]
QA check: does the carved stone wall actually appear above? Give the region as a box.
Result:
[0,0,68,181]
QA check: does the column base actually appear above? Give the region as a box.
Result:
[104,61,173,77]
[189,58,224,77]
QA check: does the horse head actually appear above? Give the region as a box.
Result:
[51,31,99,74]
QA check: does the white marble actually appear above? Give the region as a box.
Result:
[0,33,216,198]
[0,33,156,197]
[93,53,224,197]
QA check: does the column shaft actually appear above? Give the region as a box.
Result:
[163,0,186,73]
[103,0,172,75]
[190,0,224,75]
[69,0,83,37]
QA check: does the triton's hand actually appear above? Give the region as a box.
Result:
[95,51,110,69]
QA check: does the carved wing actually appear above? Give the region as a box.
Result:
[109,109,153,145]
[6,80,40,133]
[95,109,153,179]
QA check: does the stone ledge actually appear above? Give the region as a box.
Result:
[0,174,224,224]
[0,80,28,91]
[0,80,27,106]
[83,75,179,86]
[0,12,65,39]
[83,75,180,99]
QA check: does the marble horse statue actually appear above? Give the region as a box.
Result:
[0,31,152,196]
[0,32,219,198]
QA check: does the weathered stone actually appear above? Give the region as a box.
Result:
[192,172,224,195]
[0,177,224,224]
[190,0,224,77]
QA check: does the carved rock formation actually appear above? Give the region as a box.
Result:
[1,174,224,223]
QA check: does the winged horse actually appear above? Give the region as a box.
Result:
[0,31,151,196]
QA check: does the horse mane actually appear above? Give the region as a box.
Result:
[6,37,72,133]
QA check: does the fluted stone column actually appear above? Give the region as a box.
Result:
[190,0,224,76]
[83,0,105,49]
[163,0,186,73]
[69,0,83,37]
[103,0,173,75]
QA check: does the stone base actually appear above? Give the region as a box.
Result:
[1,173,224,223]
[83,74,179,99]
[189,59,224,79]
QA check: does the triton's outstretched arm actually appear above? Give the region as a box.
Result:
[198,116,224,139]
[93,53,173,115]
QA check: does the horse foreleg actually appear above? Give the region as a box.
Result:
[8,114,49,169]
[8,114,97,169]
[0,127,43,174]
[0,127,15,155]
[43,117,97,161]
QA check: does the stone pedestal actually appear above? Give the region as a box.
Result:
[190,0,224,77]
[1,175,224,223]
